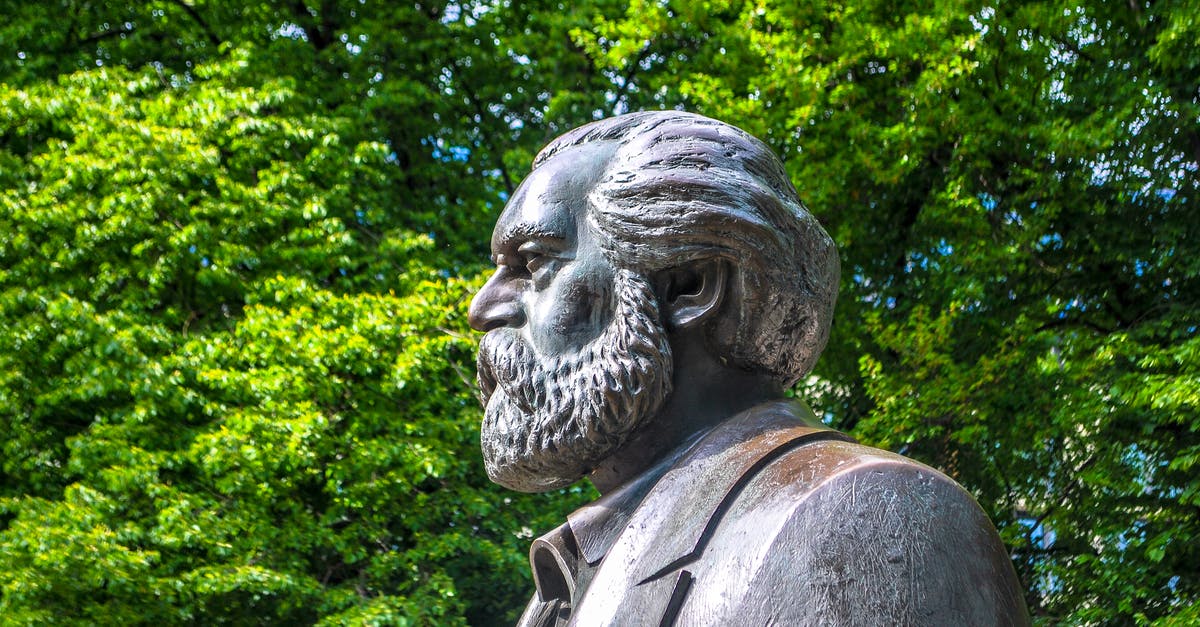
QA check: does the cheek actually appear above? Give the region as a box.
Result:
[527,267,615,354]
[552,279,612,337]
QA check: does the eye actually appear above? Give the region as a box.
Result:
[525,253,549,275]
[517,241,562,285]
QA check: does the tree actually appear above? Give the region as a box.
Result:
[1,0,1196,624]
[0,2,601,623]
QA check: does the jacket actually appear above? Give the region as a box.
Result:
[517,400,1029,626]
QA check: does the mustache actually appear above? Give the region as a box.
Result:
[477,329,532,413]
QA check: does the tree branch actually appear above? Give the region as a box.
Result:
[608,43,653,117]
[1033,316,1115,336]
[453,64,515,197]
[83,26,135,44]
[169,0,222,48]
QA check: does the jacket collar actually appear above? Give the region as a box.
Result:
[596,399,852,586]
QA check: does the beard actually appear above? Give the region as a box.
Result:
[476,269,674,493]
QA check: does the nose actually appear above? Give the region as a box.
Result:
[469,270,526,332]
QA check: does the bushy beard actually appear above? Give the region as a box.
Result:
[476,269,674,492]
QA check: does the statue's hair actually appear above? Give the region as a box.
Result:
[534,111,839,386]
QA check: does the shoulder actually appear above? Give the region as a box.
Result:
[763,438,988,524]
[684,438,1029,626]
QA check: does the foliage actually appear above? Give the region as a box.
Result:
[0,7,597,622]
[1,0,1196,624]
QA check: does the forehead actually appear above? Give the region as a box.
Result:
[492,142,614,252]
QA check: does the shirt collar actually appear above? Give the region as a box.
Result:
[566,451,675,566]
[529,432,703,606]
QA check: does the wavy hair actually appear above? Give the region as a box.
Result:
[534,111,839,385]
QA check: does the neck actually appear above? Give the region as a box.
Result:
[587,333,784,495]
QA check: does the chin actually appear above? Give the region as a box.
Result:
[480,389,627,493]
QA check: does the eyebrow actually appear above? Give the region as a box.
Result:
[495,222,568,253]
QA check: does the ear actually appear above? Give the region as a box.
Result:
[656,259,729,330]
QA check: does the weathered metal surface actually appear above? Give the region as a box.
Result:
[470,111,1030,625]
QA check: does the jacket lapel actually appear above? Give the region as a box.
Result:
[570,400,853,626]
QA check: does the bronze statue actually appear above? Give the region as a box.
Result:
[469,111,1029,626]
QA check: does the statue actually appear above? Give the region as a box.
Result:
[469,111,1029,626]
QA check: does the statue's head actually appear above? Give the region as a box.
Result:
[470,111,839,492]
